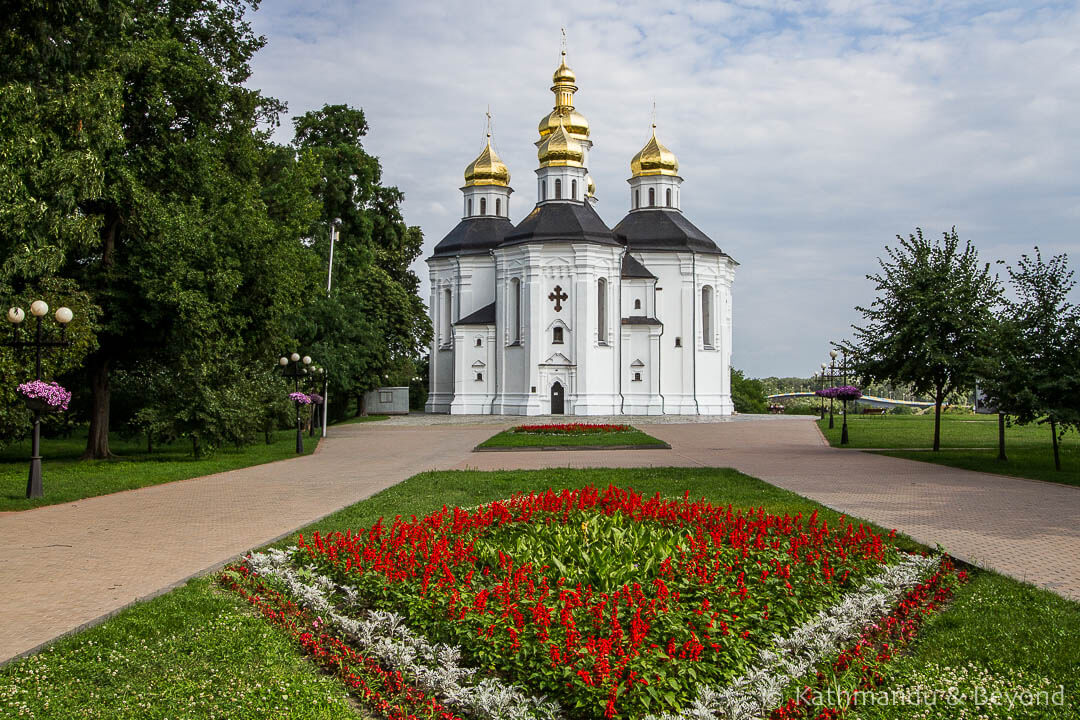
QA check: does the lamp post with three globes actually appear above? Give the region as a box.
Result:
[279,352,312,454]
[5,300,75,498]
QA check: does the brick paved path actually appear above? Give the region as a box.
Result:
[2,415,1077,664]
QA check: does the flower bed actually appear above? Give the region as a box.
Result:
[223,485,958,719]
[512,423,633,435]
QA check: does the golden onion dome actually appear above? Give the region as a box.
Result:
[553,50,575,84]
[538,107,590,139]
[630,125,680,177]
[537,118,584,167]
[464,134,510,187]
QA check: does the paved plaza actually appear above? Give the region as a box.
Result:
[1,414,1078,664]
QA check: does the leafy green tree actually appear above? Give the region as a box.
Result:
[846,227,1000,450]
[2,0,322,456]
[981,249,1079,470]
[289,105,432,416]
[731,367,768,414]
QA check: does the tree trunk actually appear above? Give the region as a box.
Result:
[933,386,944,452]
[81,354,114,459]
[359,392,368,417]
[997,413,1007,462]
[147,431,153,455]
[1051,418,1061,471]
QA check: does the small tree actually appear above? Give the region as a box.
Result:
[731,368,767,414]
[987,249,1080,470]
[847,228,1000,450]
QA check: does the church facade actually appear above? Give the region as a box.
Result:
[426,50,737,416]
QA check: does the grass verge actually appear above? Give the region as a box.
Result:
[476,426,667,449]
[2,467,1076,719]
[0,429,318,511]
[332,414,390,426]
[818,414,1079,486]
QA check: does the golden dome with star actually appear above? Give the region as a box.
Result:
[631,125,680,177]
[464,134,510,187]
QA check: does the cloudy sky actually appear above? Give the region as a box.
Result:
[248,0,1080,378]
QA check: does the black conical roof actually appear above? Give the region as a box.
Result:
[429,216,514,259]
[500,201,621,248]
[612,209,729,257]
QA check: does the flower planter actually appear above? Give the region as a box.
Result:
[16,380,71,413]
[21,395,57,413]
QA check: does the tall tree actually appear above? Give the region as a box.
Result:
[290,104,432,415]
[983,249,1080,470]
[847,227,1000,450]
[2,0,321,456]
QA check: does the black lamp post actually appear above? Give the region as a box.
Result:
[827,349,838,429]
[818,362,827,420]
[4,300,74,498]
[308,366,325,438]
[840,349,850,445]
[279,352,312,454]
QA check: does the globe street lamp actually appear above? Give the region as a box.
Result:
[279,353,312,454]
[819,362,827,419]
[828,349,838,430]
[307,366,326,438]
[4,300,74,498]
[840,348,850,445]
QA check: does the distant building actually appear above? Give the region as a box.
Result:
[426,48,736,415]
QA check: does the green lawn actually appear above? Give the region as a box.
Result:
[2,468,1077,718]
[476,426,668,449]
[332,413,389,426]
[818,414,1080,486]
[0,428,318,511]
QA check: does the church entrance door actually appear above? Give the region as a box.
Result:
[551,382,565,415]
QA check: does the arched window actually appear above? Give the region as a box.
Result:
[597,278,607,344]
[702,285,714,348]
[555,179,562,199]
[633,372,642,382]
[552,326,564,344]
[666,188,672,207]
[495,198,501,216]
[475,372,483,381]
[541,180,546,200]
[634,189,640,209]
[571,179,577,199]
[648,188,655,207]
[467,198,473,216]
[441,289,452,345]
[480,197,486,215]
[475,337,482,347]
[510,278,521,344]
[634,298,641,310]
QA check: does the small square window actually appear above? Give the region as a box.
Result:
[675,337,682,347]
[552,327,564,344]
[633,372,642,382]
[475,373,483,382]
[379,391,392,403]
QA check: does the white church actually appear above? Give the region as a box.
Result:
[426,49,736,416]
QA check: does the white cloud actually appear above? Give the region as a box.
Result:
[249,0,1080,377]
